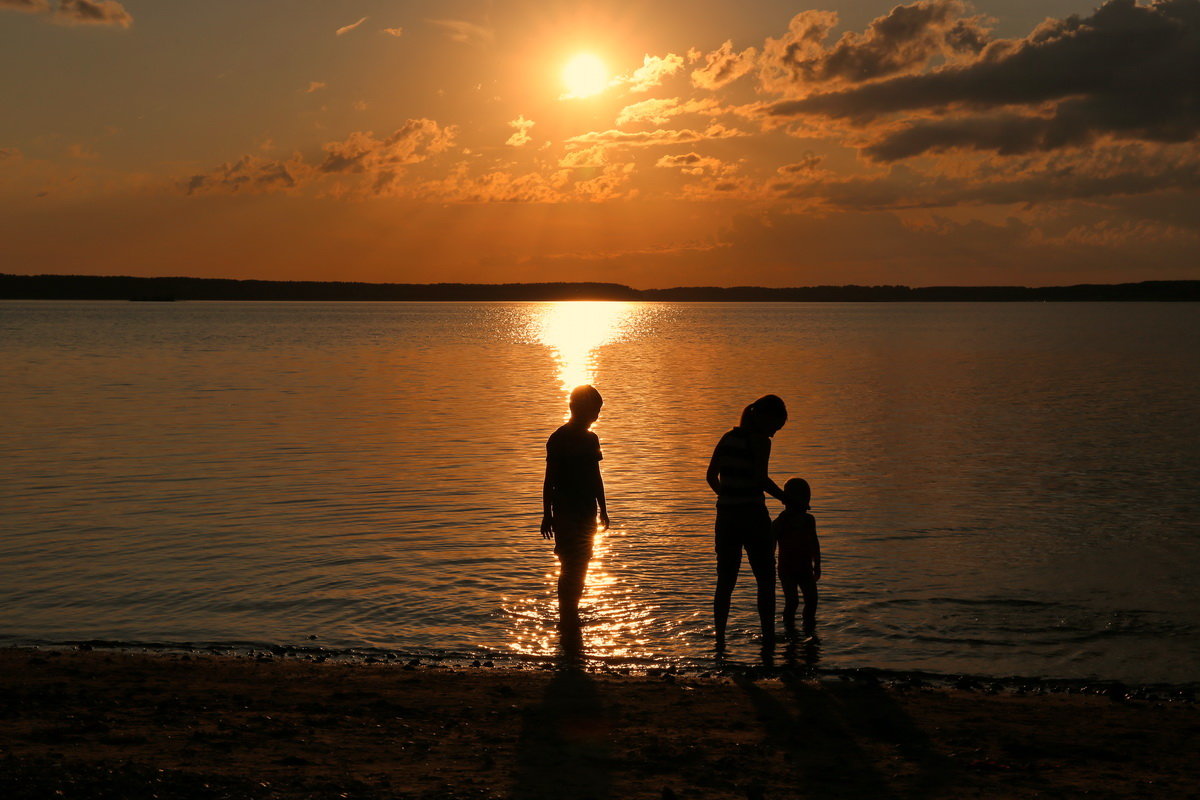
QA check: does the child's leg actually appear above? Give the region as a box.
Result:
[557,554,589,625]
[799,574,818,634]
[780,575,800,633]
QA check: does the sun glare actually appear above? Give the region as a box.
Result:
[561,52,609,98]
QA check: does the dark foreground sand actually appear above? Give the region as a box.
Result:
[1,648,1197,799]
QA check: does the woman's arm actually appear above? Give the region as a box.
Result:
[706,446,722,495]
[753,436,786,502]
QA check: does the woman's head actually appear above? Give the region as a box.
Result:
[741,394,787,435]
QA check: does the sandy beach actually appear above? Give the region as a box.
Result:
[0,647,1196,799]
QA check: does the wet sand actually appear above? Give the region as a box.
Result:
[1,647,1197,799]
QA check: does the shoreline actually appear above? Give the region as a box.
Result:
[4,639,1197,700]
[2,646,1197,799]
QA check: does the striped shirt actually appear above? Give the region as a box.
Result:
[711,426,769,506]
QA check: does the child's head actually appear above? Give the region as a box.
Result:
[741,394,787,436]
[783,477,811,510]
[569,384,603,424]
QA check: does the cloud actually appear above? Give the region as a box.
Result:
[427,19,494,45]
[623,53,685,92]
[615,97,724,126]
[567,124,748,149]
[778,152,824,174]
[185,155,308,196]
[3,0,132,27]
[0,147,23,159]
[761,0,1200,160]
[185,119,456,197]
[382,27,404,37]
[691,40,758,89]
[655,153,728,175]
[769,144,1200,211]
[505,115,535,147]
[319,119,456,174]
[306,81,326,94]
[557,146,607,168]
[0,0,50,13]
[760,0,989,93]
[336,16,368,36]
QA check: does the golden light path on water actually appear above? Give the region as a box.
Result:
[503,301,659,661]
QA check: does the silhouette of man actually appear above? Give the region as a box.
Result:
[541,385,609,631]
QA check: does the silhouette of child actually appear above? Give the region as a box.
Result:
[541,385,609,631]
[774,478,821,638]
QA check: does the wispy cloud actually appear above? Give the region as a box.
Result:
[505,115,535,147]
[0,0,50,13]
[336,16,368,36]
[621,53,684,92]
[55,0,132,27]
[567,124,748,149]
[427,19,494,45]
[616,97,724,127]
[305,81,326,94]
[2,0,132,28]
[691,41,757,90]
[381,27,404,37]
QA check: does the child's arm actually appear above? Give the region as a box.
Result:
[810,517,821,580]
[540,461,555,539]
[593,461,609,530]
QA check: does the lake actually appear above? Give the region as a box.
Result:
[2,300,1198,684]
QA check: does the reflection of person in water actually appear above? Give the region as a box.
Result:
[775,477,821,639]
[541,385,610,631]
[707,395,788,649]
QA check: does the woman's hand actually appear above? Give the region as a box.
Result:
[599,510,610,531]
[540,515,554,539]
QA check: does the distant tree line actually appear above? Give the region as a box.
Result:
[1,273,1197,302]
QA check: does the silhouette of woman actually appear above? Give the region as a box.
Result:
[707,395,788,649]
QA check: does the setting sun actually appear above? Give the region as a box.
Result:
[561,52,609,98]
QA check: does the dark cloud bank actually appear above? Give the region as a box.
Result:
[763,0,1200,160]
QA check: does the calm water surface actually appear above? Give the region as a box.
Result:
[2,300,1198,683]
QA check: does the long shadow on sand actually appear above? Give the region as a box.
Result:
[735,670,959,799]
[512,665,611,800]
[736,674,897,800]
[788,674,956,797]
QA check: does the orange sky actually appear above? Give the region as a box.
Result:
[2,0,1198,287]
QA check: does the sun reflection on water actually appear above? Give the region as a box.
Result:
[534,301,637,396]
[502,528,658,661]
[503,301,658,660]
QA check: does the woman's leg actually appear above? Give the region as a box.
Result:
[746,540,776,644]
[714,542,742,645]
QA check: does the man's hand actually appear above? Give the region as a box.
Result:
[814,566,822,581]
[540,515,554,540]
[599,510,610,531]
